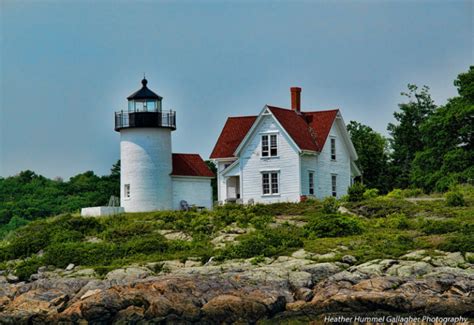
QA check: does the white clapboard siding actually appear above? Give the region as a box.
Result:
[300,154,318,196]
[315,120,351,198]
[172,177,213,210]
[240,114,301,204]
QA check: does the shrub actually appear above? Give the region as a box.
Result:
[385,213,411,230]
[347,182,367,202]
[15,256,44,281]
[386,189,403,199]
[363,188,379,199]
[439,226,474,253]
[223,226,303,258]
[102,222,153,241]
[304,213,363,238]
[445,191,465,207]
[122,235,168,255]
[401,188,423,198]
[43,242,122,268]
[421,219,461,235]
[321,197,339,214]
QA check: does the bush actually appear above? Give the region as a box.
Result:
[15,256,45,281]
[347,182,367,202]
[304,213,364,237]
[421,219,461,235]
[363,188,379,199]
[321,197,339,214]
[386,189,403,199]
[401,188,423,198]
[223,226,303,258]
[43,242,122,268]
[445,191,465,207]
[385,213,411,230]
[439,226,474,253]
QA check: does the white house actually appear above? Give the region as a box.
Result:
[82,78,214,216]
[210,87,361,204]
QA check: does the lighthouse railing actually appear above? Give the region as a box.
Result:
[114,110,176,130]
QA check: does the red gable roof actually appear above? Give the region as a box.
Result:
[210,106,339,158]
[172,153,214,177]
[210,116,257,159]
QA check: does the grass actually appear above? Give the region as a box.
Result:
[0,185,473,280]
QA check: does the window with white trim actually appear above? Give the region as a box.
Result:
[331,175,337,197]
[330,138,336,160]
[124,184,130,198]
[262,134,278,157]
[308,171,314,195]
[262,172,279,195]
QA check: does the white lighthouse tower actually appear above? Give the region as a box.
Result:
[115,78,176,212]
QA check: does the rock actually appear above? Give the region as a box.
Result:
[65,268,97,278]
[291,249,315,260]
[80,289,102,300]
[441,252,465,267]
[157,230,192,241]
[314,252,336,261]
[288,271,313,288]
[184,260,201,268]
[341,255,357,265]
[401,250,427,261]
[295,287,314,301]
[38,266,47,273]
[202,294,267,323]
[105,267,151,281]
[300,262,341,283]
[37,250,44,257]
[65,264,75,271]
[6,274,19,283]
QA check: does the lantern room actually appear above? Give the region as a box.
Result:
[127,78,163,112]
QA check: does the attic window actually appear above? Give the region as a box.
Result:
[262,134,278,157]
[330,138,336,160]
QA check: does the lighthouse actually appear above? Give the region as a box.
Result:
[114,78,175,212]
[112,78,214,213]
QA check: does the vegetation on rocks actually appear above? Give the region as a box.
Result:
[0,185,472,281]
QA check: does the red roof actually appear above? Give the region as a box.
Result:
[172,153,215,177]
[210,106,339,158]
[210,116,257,159]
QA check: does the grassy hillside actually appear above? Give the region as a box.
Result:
[0,185,472,281]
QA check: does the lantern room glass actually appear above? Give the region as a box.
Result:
[128,99,162,112]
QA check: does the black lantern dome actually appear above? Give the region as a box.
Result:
[115,78,176,132]
[127,78,163,101]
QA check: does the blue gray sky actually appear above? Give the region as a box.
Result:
[1,0,472,179]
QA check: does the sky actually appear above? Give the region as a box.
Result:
[0,0,472,179]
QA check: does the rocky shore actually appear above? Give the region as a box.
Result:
[0,250,472,324]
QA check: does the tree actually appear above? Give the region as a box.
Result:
[205,160,217,202]
[387,84,436,189]
[411,67,474,191]
[347,121,390,192]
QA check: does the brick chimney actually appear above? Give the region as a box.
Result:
[291,87,301,112]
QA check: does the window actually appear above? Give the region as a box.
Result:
[308,172,314,195]
[262,134,277,157]
[331,175,337,197]
[124,184,130,198]
[330,138,336,160]
[262,172,279,195]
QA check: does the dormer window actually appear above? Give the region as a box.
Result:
[262,134,278,157]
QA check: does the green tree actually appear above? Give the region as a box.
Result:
[387,84,436,188]
[205,160,217,202]
[347,121,390,192]
[411,67,474,191]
